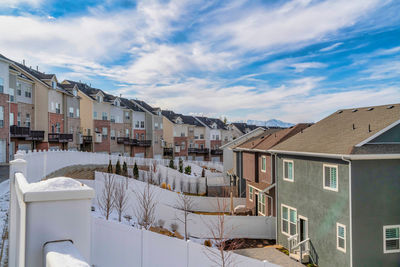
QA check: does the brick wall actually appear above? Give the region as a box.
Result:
[0,94,9,162]
[94,120,110,153]
[173,136,188,157]
[48,112,64,133]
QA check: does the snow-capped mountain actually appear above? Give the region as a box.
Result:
[246,119,294,128]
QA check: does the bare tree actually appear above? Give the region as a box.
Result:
[97,173,116,220]
[175,193,195,240]
[114,180,129,222]
[133,182,157,229]
[203,198,243,267]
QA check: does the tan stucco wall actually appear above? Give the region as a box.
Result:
[162,116,174,146]
[78,91,93,136]
[33,81,49,141]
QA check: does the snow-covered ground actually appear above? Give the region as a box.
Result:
[0,179,10,266]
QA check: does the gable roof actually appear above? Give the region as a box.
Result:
[232,122,260,134]
[120,98,144,112]
[195,116,227,129]
[236,124,312,151]
[132,99,158,115]
[271,103,400,155]
[162,110,203,126]
[220,127,267,149]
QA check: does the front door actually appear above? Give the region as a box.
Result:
[299,216,308,250]
[255,193,259,215]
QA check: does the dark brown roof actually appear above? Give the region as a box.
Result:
[236,124,311,150]
[272,103,400,155]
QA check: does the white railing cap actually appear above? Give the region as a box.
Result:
[44,240,90,267]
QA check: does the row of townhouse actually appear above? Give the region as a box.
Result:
[162,110,235,162]
[0,54,166,162]
[229,103,400,266]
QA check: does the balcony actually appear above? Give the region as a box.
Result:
[188,148,209,154]
[26,131,44,141]
[211,149,223,155]
[83,135,92,143]
[48,133,73,143]
[10,126,30,138]
[163,147,173,156]
[137,140,151,147]
[117,137,130,145]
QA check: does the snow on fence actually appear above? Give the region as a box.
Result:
[15,150,223,183]
[91,217,280,267]
[94,172,275,239]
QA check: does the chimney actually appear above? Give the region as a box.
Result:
[36,66,39,71]
[23,59,25,66]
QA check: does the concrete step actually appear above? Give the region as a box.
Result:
[289,251,309,264]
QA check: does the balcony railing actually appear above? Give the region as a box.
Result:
[137,140,151,147]
[26,131,45,141]
[48,133,73,143]
[211,149,223,155]
[83,135,92,143]
[188,148,209,154]
[10,125,30,138]
[163,147,173,156]
[117,137,130,145]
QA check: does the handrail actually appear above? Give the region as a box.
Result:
[288,234,298,241]
[292,237,309,250]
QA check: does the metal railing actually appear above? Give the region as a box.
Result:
[10,126,30,137]
[48,133,73,143]
[82,135,92,143]
[211,149,223,155]
[288,234,318,265]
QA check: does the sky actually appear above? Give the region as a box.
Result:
[0,0,399,123]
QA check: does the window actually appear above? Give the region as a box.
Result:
[25,85,32,98]
[155,122,158,129]
[160,122,163,129]
[281,205,296,236]
[283,160,294,182]
[97,95,102,103]
[94,111,97,119]
[73,89,77,97]
[25,113,30,127]
[110,129,115,140]
[384,225,400,253]
[324,165,338,191]
[52,81,57,89]
[200,134,204,139]
[249,186,253,201]
[181,141,186,150]
[102,127,108,138]
[9,88,15,102]
[0,78,3,93]
[135,121,140,128]
[125,129,129,137]
[17,82,21,96]
[181,132,185,137]
[70,127,73,134]
[9,113,14,126]
[17,112,21,126]
[55,103,60,114]
[69,107,74,118]
[261,156,267,172]
[140,121,145,128]
[76,108,80,118]
[51,102,54,111]
[125,112,130,120]
[258,193,266,215]
[110,115,115,123]
[141,134,144,140]
[56,122,60,133]
[337,223,346,252]
[102,112,107,120]
[0,106,3,127]
[216,135,219,140]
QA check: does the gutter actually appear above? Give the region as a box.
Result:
[268,149,400,160]
[341,156,352,267]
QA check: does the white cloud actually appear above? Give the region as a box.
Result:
[0,0,42,8]
[360,60,400,80]
[291,62,327,72]
[319,42,344,52]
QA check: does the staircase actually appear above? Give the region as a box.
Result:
[288,234,318,265]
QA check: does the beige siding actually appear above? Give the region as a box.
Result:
[78,91,93,136]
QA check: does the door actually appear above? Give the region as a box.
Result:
[0,140,5,163]
[299,216,308,250]
[255,193,259,215]
[9,141,15,161]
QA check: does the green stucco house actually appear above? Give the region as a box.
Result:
[269,103,400,267]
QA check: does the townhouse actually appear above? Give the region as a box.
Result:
[269,104,400,266]
[195,116,227,162]
[233,124,311,216]
[229,122,260,140]
[0,55,11,163]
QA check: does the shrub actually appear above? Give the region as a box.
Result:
[115,159,122,175]
[161,182,167,189]
[170,223,178,232]
[167,184,171,190]
[204,240,212,247]
[107,160,113,173]
[133,162,139,179]
[169,159,175,169]
[184,165,191,175]
[201,168,205,177]
[122,161,128,177]
[124,214,132,223]
[158,219,165,228]
[179,158,183,173]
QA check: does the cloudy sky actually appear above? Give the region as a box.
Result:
[0,0,399,123]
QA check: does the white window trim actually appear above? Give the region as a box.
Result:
[249,186,253,202]
[337,223,346,253]
[283,159,294,182]
[383,225,400,254]
[281,204,297,237]
[261,156,267,173]
[258,192,266,216]
[323,164,339,192]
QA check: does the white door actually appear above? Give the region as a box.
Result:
[0,140,6,163]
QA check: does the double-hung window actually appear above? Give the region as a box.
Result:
[281,205,297,236]
[0,78,3,93]
[261,156,267,172]
[102,127,108,138]
[283,160,294,181]
[76,108,80,118]
[140,121,145,128]
[9,113,14,126]
[384,225,400,253]
[9,88,15,102]
[55,103,60,114]
[324,165,338,191]
[17,112,21,126]
[25,114,30,127]
[258,193,266,215]
[69,107,74,118]
[93,111,97,119]
[0,106,3,127]
[110,129,115,140]
[249,186,253,201]
[102,112,108,120]
[337,223,346,252]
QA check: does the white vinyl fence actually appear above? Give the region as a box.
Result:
[94,172,276,239]
[16,150,223,183]
[91,218,280,267]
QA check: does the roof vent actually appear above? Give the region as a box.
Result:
[352,123,355,130]
[367,107,374,111]
[352,109,358,113]
[387,105,394,109]
[368,124,371,133]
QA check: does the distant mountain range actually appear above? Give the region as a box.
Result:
[246,119,294,128]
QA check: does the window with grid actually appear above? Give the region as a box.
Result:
[110,129,115,140]
[55,103,60,114]
[17,82,22,96]
[110,115,115,122]
[0,78,3,93]
[69,107,74,118]
[337,223,346,252]
[384,225,400,253]
[102,127,108,138]
[17,112,21,126]
[324,165,338,191]
[261,156,267,172]
[282,205,296,236]
[283,160,294,181]
[258,194,266,215]
[25,114,30,127]
[102,112,108,120]
[9,88,15,102]
[0,106,3,127]
[56,123,60,133]
[141,121,144,128]
[249,186,253,201]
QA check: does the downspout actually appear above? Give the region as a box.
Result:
[342,156,352,267]
[271,152,278,242]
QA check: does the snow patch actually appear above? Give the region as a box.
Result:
[27,177,88,192]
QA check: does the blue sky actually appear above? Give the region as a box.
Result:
[0,0,399,123]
